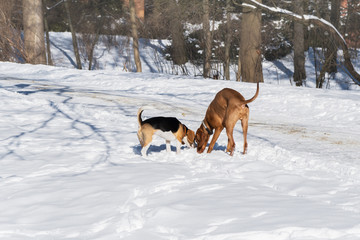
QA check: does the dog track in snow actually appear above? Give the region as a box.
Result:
[116,175,201,236]
[6,78,359,188]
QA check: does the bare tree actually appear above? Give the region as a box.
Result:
[22,0,46,64]
[236,46,241,81]
[169,0,187,68]
[236,0,360,86]
[79,33,100,70]
[129,0,142,72]
[224,0,231,80]
[326,0,340,74]
[43,0,53,65]
[64,0,82,69]
[343,0,360,50]
[0,1,25,62]
[293,0,306,86]
[240,0,263,83]
[203,0,211,78]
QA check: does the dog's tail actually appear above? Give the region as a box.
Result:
[137,107,144,126]
[244,82,260,104]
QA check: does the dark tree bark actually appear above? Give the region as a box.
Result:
[236,45,241,81]
[326,0,341,74]
[43,0,53,65]
[169,0,187,66]
[203,0,211,78]
[64,0,82,69]
[224,0,232,80]
[87,33,100,70]
[293,0,306,86]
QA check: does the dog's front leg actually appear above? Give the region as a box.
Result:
[207,127,223,153]
[166,140,171,152]
[183,136,190,148]
[176,140,181,154]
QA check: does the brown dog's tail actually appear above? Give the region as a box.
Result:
[244,82,260,104]
[137,107,144,126]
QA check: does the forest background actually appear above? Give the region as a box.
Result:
[0,0,359,88]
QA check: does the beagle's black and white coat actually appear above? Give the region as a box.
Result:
[137,107,195,156]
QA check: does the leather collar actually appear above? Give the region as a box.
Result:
[202,121,213,135]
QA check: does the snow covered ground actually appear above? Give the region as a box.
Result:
[0,33,360,239]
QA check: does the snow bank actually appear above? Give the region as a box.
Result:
[0,62,359,239]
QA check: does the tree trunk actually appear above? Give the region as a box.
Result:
[203,0,211,78]
[326,0,340,74]
[64,0,82,69]
[129,0,142,72]
[293,0,306,86]
[88,33,100,70]
[22,0,46,64]
[169,0,187,66]
[224,0,231,80]
[236,45,241,81]
[43,0,53,65]
[240,0,263,83]
[317,49,337,88]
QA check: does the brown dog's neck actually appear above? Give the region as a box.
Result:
[202,120,213,135]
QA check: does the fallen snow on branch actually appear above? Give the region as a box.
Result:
[244,0,346,44]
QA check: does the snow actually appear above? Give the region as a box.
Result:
[1,32,360,239]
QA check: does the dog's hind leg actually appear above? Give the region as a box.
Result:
[141,133,153,156]
[225,125,236,156]
[141,144,150,156]
[240,106,249,154]
[241,119,248,154]
[137,130,144,147]
[224,110,240,156]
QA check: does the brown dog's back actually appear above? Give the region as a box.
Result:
[206,83,258,125]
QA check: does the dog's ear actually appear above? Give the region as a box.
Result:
[182,124,188,136]
[195,128,202,142]
[195,127,206,144]
[186,130,195,146]
[188,130,195,141]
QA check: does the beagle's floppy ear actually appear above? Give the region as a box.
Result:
[182,124,187,133]
[180,125,187,144]
[182,124,190,137]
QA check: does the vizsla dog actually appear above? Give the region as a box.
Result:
[195,82,259,156]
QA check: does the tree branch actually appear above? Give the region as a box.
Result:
[233,0,360,86]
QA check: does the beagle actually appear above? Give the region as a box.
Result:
[137,107,195,156]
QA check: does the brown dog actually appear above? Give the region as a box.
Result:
[195,82,259,156]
